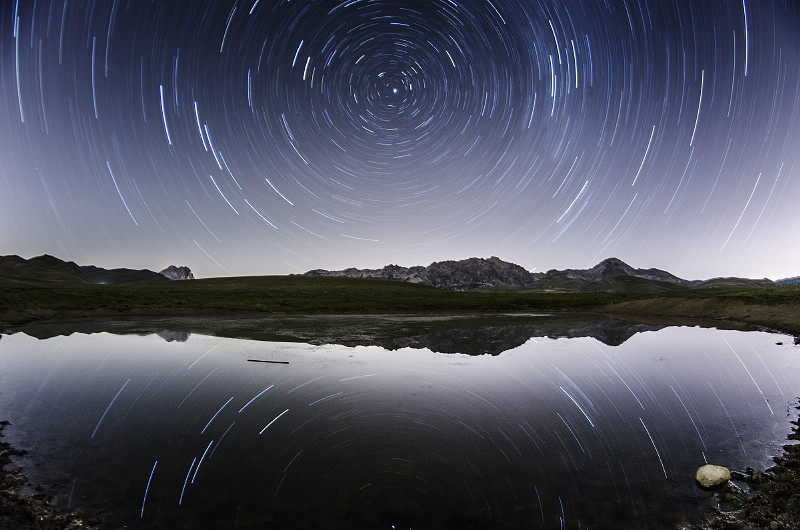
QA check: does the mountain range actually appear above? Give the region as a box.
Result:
[306,256,782,293]
[0,253,790,294]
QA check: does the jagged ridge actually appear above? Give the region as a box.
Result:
[306,256,537,291]
[306,256,697,291]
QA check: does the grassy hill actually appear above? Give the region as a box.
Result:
[481,274,693,294]
[79,265,168,284]
[695,277,777,289]
[578,275,693,293]
[0,254,168,285]
[0,274,643,314]
[0,254,95,285]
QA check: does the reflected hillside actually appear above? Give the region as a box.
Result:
[0,312,762,355]
[342,320,666,354]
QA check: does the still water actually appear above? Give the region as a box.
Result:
[0,320,798,529]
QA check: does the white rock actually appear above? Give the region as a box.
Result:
[695,464,731,487]
[159,265,194,280]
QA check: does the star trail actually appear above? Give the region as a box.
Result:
[3,327,800,527]
[1,0,798,279]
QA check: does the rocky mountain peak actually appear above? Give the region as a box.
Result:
[159,265,194,280]
[545,257,690,285]
[591,257,637,278]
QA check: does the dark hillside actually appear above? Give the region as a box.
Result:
[0,254,94,285]
[0,254,168,286]
[79,265,168,284]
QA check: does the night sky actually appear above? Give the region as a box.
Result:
[1,0,798,280]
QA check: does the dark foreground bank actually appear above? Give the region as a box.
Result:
[684,407,800,530]
[0,422,100,529]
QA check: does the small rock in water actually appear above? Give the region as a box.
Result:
[696,464,731,487]
[750,468,764,484]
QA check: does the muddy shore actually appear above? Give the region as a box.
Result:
[597,297,800,337]
[0,422,99,529]
[682,408,800,530]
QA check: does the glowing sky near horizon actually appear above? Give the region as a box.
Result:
[1,0,799,280]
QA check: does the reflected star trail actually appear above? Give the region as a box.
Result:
[2,327,799,527]
[1,0,798,279]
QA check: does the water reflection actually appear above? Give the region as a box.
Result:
[0,323,798,529]
[0,312,748,354]
[155,330,190,342]
[357,321,664,354]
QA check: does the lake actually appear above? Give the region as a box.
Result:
[0,316,798,529]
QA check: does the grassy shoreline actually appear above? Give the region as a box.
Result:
[1,276,798,337]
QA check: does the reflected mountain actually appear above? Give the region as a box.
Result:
[155,330,191,342]
[342,321,666,355]
[0,312,749,354]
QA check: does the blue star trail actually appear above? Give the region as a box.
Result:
[0,0,798,279]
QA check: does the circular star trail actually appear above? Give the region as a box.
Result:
[1,0,799,278]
